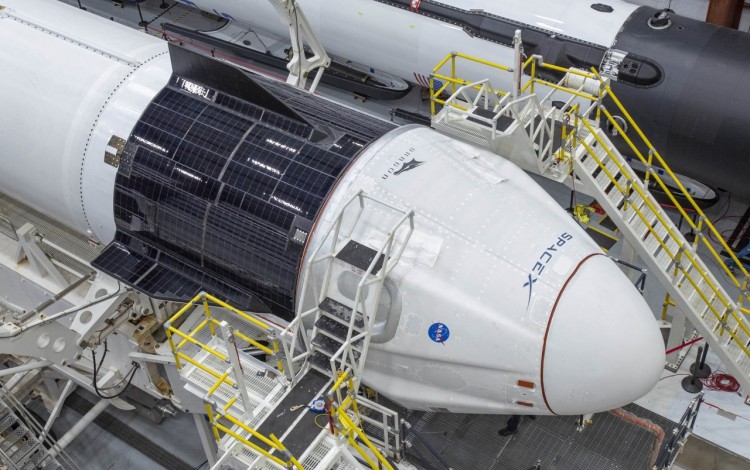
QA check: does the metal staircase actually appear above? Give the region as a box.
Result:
[0,386,71,470]
[292,190,415,387]
[428,38,750,394]
[165,288,406,469]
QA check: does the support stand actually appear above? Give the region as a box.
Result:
[136,2,148,28]
[689,343,712,378]
[682,346,705,393]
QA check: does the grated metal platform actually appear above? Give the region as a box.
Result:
[399,403,677,470]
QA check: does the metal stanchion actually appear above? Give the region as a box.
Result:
[689,343,712,378]
[681,346,704,393]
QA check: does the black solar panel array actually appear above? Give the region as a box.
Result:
[93,59,395,319]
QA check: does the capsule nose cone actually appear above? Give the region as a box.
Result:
[542,255,664,415]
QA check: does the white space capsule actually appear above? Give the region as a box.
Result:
[0,0,664,415]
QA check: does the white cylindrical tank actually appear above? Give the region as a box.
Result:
[0,0,171,243]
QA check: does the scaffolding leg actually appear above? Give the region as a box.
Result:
[40,380,76,441]
[49,399,109,457]
[193,413,218,467]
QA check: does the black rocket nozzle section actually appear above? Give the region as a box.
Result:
[93,46,395,319]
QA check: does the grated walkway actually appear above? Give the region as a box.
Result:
[400,403,677,470]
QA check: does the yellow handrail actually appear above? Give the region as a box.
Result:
[213,422,289,467]
[588,68,749,283]
[338,409,395,470]
[176,352,236,385]
[168,326,229,361]
[577,119,750,353]
[204,293,271,330]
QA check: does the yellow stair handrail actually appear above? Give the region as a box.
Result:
[428,50,750,319]
[571,117,750,357]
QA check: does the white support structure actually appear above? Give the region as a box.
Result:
[14,223,68,289]
[293,190,415,387]
[266,0,331,92]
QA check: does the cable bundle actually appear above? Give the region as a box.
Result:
[702,371,740,393]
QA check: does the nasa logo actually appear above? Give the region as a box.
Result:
[428,323,450,345]
[523,232,574,308]
[381,148,421,180]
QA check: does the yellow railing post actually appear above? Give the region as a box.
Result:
[204,403,221,442]
[450,52,456,96]
[165,328,182,369]
[201,292,216,336]
[429,75,436,116]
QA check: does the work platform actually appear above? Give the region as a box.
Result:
[0,1,748,469]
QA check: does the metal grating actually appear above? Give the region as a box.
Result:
[299,436,334,469]
[397,402,677,470]
[93,51,395,320]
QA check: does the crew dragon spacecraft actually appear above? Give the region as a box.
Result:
[0,0,664,416]
[182,0,750,199]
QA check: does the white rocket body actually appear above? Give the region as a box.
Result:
[0,0,664,415]
[181,0,637,89]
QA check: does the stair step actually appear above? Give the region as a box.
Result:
[0,412,17,434]
[467,108,516,132]
[314,316,364,346]
[308,351,339,374]
[335,240,385,274]
[20,446,48,469]
[1,426,27,453]
[318,297,364,328]
[312,334,361,360]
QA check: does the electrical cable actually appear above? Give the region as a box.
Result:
[658,373,689,382]
[701,371,740,393]
[314,413,328,429]
[193,459,208,470]
[91,339,140,399]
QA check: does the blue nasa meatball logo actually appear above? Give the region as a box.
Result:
[428,323,450,345]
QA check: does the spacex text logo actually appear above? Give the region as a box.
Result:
[382,148,423,180]
[523,232,573,308]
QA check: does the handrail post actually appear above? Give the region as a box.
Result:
[451,52,457,96]
[219,321,252,418]
[512,29,523,108]
[201,292,216,336]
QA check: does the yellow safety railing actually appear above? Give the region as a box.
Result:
[204,400,303,470]
[570,117,750,357]
[429,50,750,314]
[324,371,395,470]
[165,292,303,468]
[429,52,510,116]
[164,292,285,373]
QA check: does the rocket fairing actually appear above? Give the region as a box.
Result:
[0,0,664,415]
[181,0,750,198]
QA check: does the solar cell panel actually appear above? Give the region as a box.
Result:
[93,57,395,319]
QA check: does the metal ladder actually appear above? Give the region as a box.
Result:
[0,387,69,470]
[293,190,414,386]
